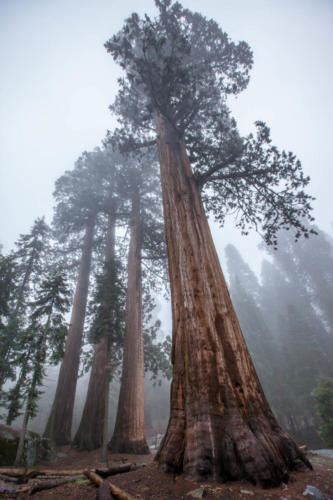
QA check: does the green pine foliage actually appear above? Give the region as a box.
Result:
[312,377,333,447]
[105,0,314,246]
[225,245,278,405]
[143,293,171,382]
[6,270,70,426]
[225,226,333,447]
[88,257,126,373]
[0,218,51,398]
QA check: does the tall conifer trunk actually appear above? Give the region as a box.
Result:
[44,218,95,444]
[14,314,50,466]
[73,214,115,451]
[109,191,149,454]
[155,114,311,486]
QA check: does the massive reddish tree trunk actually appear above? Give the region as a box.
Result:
[73,215,115,451]
[44,218,95,444]
[154,114,311,487]
[109,191,149,454]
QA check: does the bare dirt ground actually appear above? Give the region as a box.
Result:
[2,447,333,499]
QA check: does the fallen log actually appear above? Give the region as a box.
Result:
[19,475,85,494]
[0,480,20,495]
[85,470,110,500]
[0,467,88,477]
[96,463,146,477]
[97,481,112,500]
[85,470,104,487]
[0,463,145,478]
[108,481,136,500]
[85,470,136,500]
[0,473,19,483]
[0,467,29,477]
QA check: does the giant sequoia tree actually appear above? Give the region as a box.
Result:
[72,148,126,451]
[45,147,124,445]
[105,0,313,485]
[44,150,102,445]
[109,153,165,454]
[73,209,123,451]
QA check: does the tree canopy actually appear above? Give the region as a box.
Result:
[105,0,314,247]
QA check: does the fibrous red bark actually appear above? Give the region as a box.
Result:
[72,335,109,450]
[73,215,115,451]
[109,192,149,454]
[44,218,95,444]
[154,114,311,487]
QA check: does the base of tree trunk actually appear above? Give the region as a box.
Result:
[156,409,312,487]
[108,437,150,455]
[72,435,100,452]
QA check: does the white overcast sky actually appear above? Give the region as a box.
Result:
[1,0,333,277]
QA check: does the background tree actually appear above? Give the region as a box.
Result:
[109,152,166,454]
[264,226,333,335]
[13,270,70,465]
[0,253,17,328]
[225,245,279,409]
[105,0,313,485]
[73,205,124,451]
[259,239,332,447]
[43,150,101,445]
[312,377,333,447]
[0,218,50,401]
[44,145,125,445]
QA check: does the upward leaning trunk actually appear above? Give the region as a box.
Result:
[109,191,149,454]
[155,114,311,487]
[73,214,115,451]
[44,217,95,444]
[72,335,109,450]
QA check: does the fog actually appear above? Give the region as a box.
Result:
[1,0,333,472]
[1,0,333,267]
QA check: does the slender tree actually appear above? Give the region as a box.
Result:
[312,377,333,447]
[105,0,313,485]
[0,219,50,392]
[0,253,17,328]
[13,270,70,465]
[0,253,19,416]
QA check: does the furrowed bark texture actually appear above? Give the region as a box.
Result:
[73,215,115,451]
[44,218,95,444]
[109,192,149,454]
[155,114,311,487]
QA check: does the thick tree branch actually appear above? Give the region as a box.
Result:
[195,149,243,187]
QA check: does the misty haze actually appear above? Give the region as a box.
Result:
[0,0,332,498]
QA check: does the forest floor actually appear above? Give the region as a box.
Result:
[3,447,333,499]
